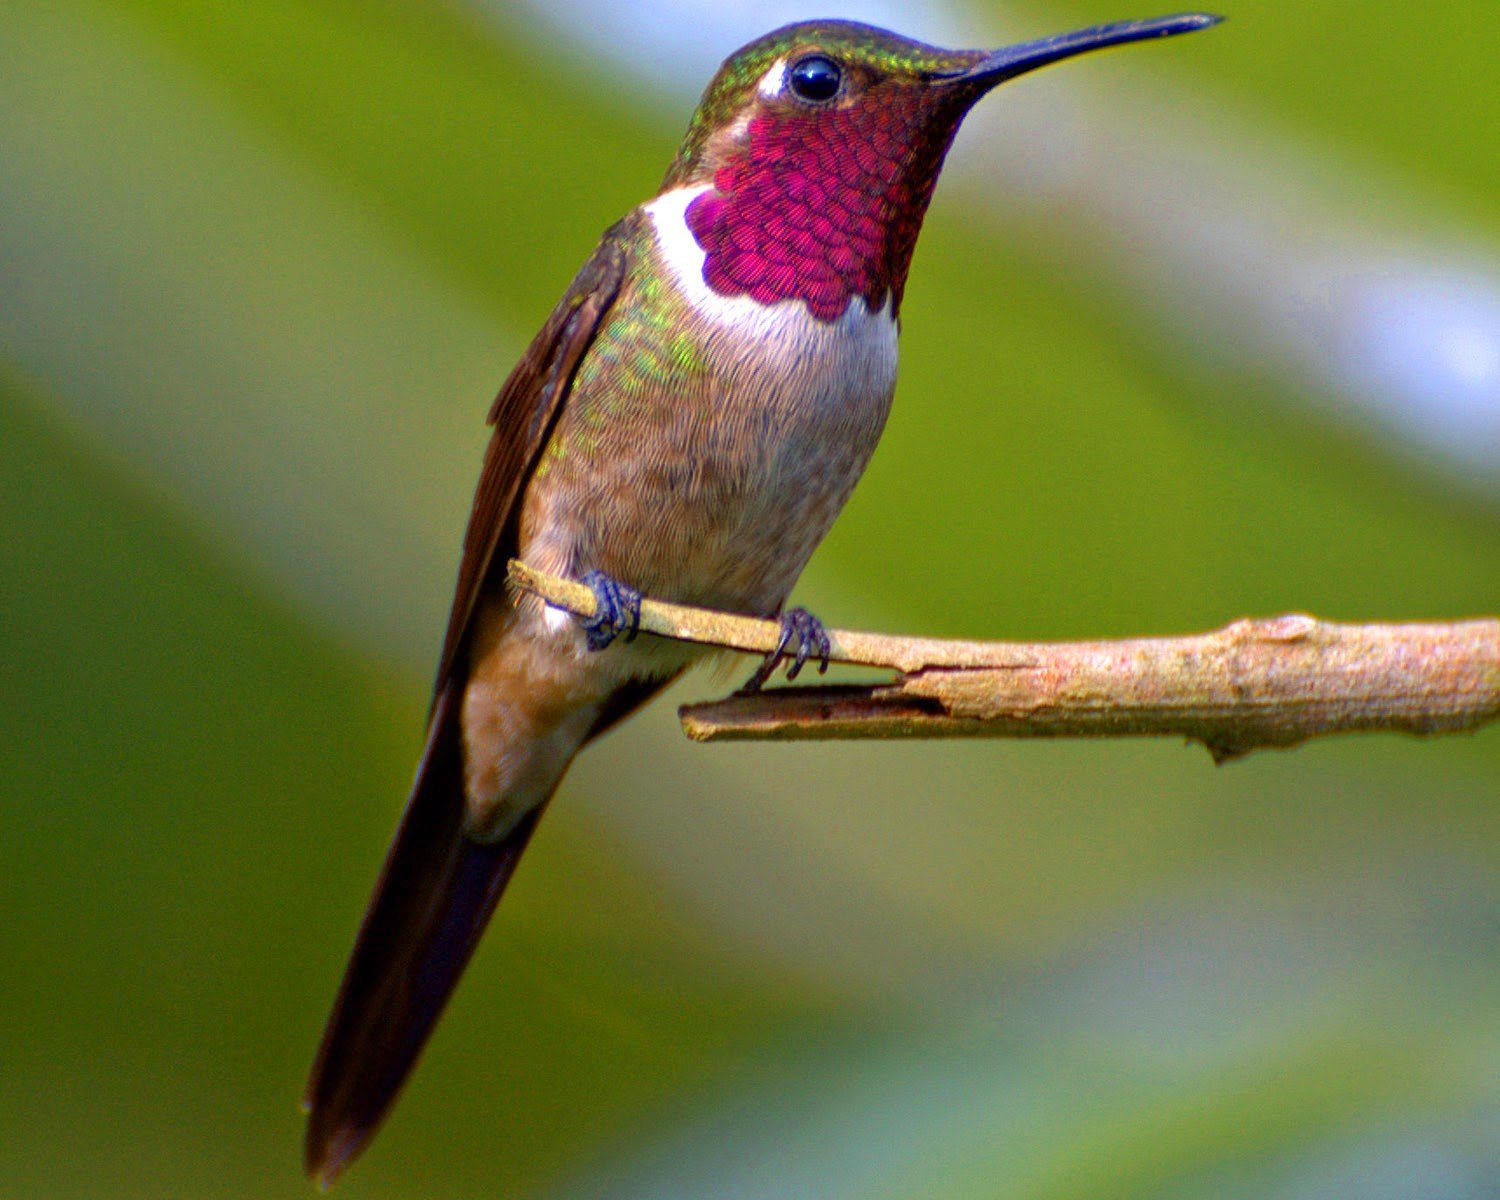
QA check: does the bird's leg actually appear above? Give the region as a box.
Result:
[580,570,642,650]
[737,606,831,694]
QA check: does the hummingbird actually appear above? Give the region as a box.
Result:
[303,11,1220,1185]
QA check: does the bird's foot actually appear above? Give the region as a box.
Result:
[580,570,642,651]
[737,606,831,694]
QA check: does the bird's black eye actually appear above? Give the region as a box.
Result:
[788,55,841,103]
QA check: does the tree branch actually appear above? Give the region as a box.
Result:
[506,560,1500,762]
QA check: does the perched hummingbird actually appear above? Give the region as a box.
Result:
[304,12,1219,1184]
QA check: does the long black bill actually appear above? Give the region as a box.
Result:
[954,12,1222,87]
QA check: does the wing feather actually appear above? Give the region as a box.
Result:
[432,223,630,695]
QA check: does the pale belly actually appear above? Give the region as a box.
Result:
[519,188,901,621]
[459,195,899,837]
[519,300,897,619]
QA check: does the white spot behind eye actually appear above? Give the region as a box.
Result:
[756,57,787,99]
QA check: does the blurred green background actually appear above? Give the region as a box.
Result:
[3,2,1497,1197]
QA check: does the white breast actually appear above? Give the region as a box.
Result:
[643,183,899,380]
[636,186,902,615]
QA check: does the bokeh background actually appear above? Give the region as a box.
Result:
[3,2,1498,1197]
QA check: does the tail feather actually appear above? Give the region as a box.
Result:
[303,685,547,1187]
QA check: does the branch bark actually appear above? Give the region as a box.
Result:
[506,560,1500,762]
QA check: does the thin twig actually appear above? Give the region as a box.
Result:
[506,560,1500,762]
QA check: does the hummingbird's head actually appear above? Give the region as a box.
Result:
[661,15,1219,321]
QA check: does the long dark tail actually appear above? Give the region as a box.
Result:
[302,684,547,1187]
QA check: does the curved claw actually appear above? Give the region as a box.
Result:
[580,569,642,651]
[738,606,831,693]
